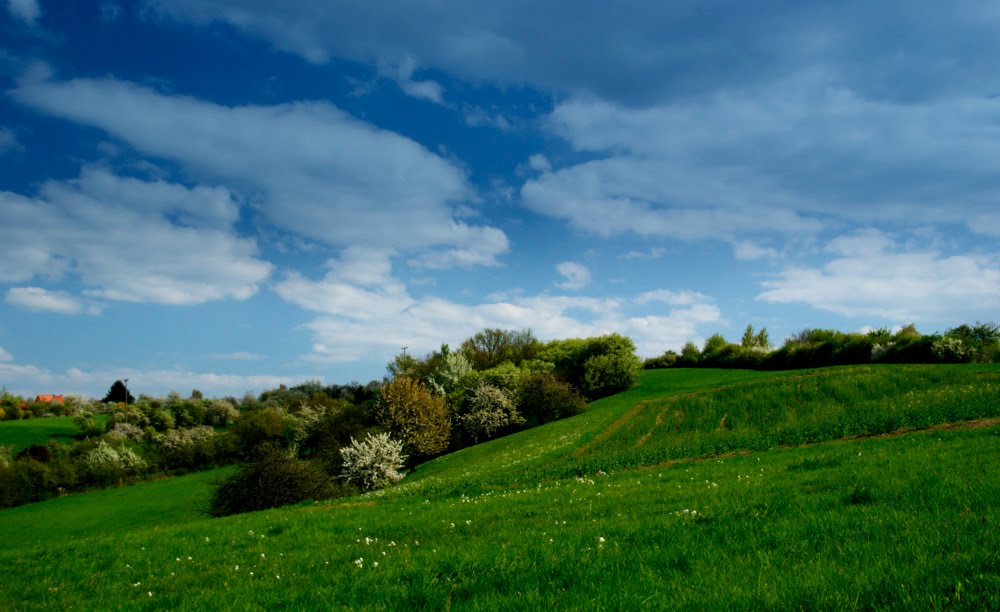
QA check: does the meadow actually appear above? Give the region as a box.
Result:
[0,415,108,454]
[1,365,998,609]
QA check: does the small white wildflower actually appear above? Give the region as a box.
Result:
[260,553,265,559]
[598,536,606,543]
[148,592,152,597]
[373,561,379,567]
[235,565,239,571]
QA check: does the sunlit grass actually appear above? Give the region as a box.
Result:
[2,365,998,609]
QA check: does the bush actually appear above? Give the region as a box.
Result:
[80,440,146,486]
[231,408,295,456]
[460,383,525,442]
[208,444,333,516]
[519,373,588,427]
[339,432,407,491]
[582,351,642,398]
[156,425,219,469]
[376,377,451,459]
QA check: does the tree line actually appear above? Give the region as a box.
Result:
[643,322,1000,370]
[0,329,643,513]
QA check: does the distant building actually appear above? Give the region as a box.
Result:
[33,394,64,404]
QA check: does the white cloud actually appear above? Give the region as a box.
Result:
[527,153,551,172]
[463,105,512,131]
[274,256,721,362]
[0,127,22,154]
[525,77,1000,247]
[555,261,591,290]
[758,232,1000,321]
[378,56,446,104]
[0,346,12,362]
[0,359,312,399]
[0,168,272,304]
[144,2,1000,107]
[6,0,40,24]
[11,74,507,267]
[622,248,665,261]
[5,287,103,315]
[208,352,265,361]
[635,289,711,306]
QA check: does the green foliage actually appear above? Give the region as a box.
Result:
[538,333,642,398]
[376,377,451,460]
[101,380,136,405]
[231,408,295,456]
[518,373,588,427]
[208,444,333,517]
[460,383,525,442]
[3,366,1000,610]
[643,350,678,369]
[460,328,541,370]
[581,351,641,398]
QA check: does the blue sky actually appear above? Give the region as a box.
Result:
[1,1,998,398]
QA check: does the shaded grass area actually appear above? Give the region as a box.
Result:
[0,467,228,550]
[1,425,997,609]
[0,416,103,453]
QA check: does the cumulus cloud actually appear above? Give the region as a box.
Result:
[11,73,507,267]
[0,127,22,154]
[5,287,103,315]
[524,76,1000,247]
[0,168,272,304]
[6,0,40,24]
[274,256,720,362]
[554,261,591,290]
[0,346,12,362]
[758,231,1000,321]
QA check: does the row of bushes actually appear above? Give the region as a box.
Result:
[644,323,1000,371]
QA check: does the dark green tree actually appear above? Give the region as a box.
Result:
[102,380,135,405]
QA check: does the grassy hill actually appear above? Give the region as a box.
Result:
[1,365,998,609]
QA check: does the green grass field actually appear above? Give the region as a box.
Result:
[0,415,105,454]
[1,365,998,609]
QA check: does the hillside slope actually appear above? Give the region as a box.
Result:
[1,365,998,610]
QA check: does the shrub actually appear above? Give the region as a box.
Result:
[339,432,407,491]
[205,399,240,427]
[106,422,145,442]
[208,444,333,516]
[460,383,525,442]
[81,440,146,486]
[376,377,451,459]
[519,373,588,427]
[932,336,973,363]
[156,425,219,469]
[582,351,642,398]
[73,411,104,438]
[231,408,294,456]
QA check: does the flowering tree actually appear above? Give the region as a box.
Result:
[339,432,407,491]
[460,383,525,442]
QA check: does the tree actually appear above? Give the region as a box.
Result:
[339,432,407,491]
[460,328,541,370]
[460,383,525,442]
[102,380,135,405]
[518,373,588,427]
[741,325,756,348]
[375,377,451,459]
